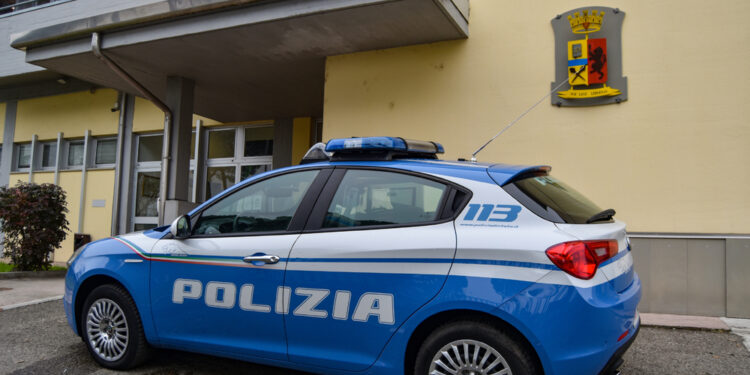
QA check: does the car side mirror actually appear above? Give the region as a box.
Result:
[170,215,191,239]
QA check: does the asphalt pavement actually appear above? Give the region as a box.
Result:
[1,300,749,375]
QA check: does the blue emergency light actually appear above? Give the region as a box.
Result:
[325,137,444,154]
[301,137,444,163]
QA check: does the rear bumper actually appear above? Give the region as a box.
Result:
[497,271,641,375]
[598,320,640,375]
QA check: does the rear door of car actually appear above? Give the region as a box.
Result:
[283,167,468,371]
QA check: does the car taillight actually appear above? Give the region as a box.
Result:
[545,240,618,279]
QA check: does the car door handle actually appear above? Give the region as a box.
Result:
[243,255,280,265]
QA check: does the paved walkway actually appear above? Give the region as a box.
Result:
[0,277,64,311]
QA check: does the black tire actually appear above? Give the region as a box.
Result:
[80,284,151,369]
[414,320,540,375]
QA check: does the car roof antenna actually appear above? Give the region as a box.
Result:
[470,66,585,163]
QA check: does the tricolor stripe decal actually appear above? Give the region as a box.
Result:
[114,236,558,271]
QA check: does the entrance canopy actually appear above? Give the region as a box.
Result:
[10,0,469,122]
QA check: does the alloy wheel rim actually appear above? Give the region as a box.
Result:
[428,339,512,375]
[86,298,129,361]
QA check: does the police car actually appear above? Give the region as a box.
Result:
[64,137,640,375]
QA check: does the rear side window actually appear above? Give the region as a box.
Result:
[323,170,447,228]
[503,175,604,224]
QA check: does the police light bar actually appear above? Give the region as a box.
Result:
[325,137,444,154]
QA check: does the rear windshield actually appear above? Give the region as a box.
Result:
[503,175,605,224]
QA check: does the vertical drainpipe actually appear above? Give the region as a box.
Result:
[91,33,172,227]
[158,114,172,226]
[111,92,126,235]
[78,130,91,233]
[192,119,203,203]
[54,132,63,185]
[27,135,37,183]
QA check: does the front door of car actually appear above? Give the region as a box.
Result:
[149,168,328,360]
[284,168,461,371]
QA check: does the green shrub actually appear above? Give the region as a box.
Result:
[0,182,70,271]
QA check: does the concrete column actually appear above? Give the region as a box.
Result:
[163,76,197,223]
[117,94,136,234]
[114,93,135,235]
[166,76,194,201]
[273,118,293,169]
[192,119,205,203]
[0,101,17,187]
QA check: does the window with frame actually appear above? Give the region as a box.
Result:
[66,140,84,168]
[323,170,448,228]
[193,170,319,235]
[14,143,32,170]
[204,125,273,200]
[39,142,57,169]
[94,138,117,166]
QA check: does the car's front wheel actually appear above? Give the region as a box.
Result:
[414,320,539,375]
[81,284,150,369]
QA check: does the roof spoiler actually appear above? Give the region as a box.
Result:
[503,165,552,185]
[487,165,552,186]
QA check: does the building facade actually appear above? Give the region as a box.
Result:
[0,0,748,317]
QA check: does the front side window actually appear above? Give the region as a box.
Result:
[193,170,319,235]
[323,170,447,228]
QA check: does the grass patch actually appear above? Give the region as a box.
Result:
[0,263,67,272]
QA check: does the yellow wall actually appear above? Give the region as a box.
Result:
[77,170,115,261]
[132,97,223,133]
[15,89,120,141]
[12,169,114,262]
[322,0,750,234]
[31,170,116,262]
[56,171,81,262]
[31,171,54,184]
[8,172,27,186]
[292,117,312,165]
[0,102,5,143]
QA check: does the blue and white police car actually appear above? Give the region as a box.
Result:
[64,137,640,375]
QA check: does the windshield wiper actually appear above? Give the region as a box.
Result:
[586,208,616,224]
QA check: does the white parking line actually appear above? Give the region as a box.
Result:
[722,317,750,352]
[0,295,63,311]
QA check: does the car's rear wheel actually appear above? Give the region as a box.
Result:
[414,320,539,375]
[81,284,150,369]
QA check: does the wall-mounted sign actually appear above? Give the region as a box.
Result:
[551,7,627,106]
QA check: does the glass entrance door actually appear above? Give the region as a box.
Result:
[129,124,274,231]
[132,134,163,231]
[204,125,273,200]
